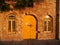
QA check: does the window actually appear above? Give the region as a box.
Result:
[8,14,15,32]
[44,15,53,31]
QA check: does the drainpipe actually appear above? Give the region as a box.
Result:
[55,0,59,40]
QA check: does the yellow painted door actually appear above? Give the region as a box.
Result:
[22,15,36,39]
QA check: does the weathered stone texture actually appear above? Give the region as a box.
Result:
[0,0,56,41]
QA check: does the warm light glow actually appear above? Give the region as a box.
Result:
[45,15,50,18]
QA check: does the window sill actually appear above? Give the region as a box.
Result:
[44,31,52,33]
[8,32,16,34]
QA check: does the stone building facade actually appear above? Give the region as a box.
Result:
[0,0,56,41]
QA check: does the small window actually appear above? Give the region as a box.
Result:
[8,14,15,32]
[44,15,53,31]
[12,21,15,31]
[8,21,11,32]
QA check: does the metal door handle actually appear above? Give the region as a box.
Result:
[27,24,32,27]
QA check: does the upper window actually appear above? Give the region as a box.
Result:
[44,15,53,32]
[8,14,15,32]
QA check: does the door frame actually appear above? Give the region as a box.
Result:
[25,14,38,40]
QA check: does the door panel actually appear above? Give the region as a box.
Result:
[22,15,37,39]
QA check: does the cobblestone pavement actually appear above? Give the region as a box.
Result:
[0,40,60,45]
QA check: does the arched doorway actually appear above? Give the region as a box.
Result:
[22,14,38,40]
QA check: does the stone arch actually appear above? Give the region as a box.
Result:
[22,14,38,40]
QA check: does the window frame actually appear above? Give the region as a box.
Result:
[8,14,16,32]
[44,15,53,33]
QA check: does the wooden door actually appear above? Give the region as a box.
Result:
[22,15,37,39]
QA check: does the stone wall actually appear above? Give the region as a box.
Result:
[0,0,56,41]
